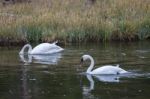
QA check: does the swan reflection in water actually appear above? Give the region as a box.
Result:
[82,74,121,99]
[83,74,120,91]
[81,72,150,99]
[19,53,62,65]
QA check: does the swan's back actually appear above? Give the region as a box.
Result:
[91,65,127,75]
[31,43,63,54]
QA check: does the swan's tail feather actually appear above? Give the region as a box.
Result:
[52,40,58,44]
[116,64,119,67]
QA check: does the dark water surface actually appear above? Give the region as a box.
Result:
[0,41,150,99]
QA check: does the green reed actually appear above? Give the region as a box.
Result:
[0,0,149,44]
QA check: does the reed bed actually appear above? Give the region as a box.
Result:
[0,0,149,44]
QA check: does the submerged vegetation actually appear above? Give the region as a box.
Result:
[0,0,149,45]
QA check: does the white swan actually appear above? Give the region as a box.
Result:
[19,41,64,55]
[80,55,128,75]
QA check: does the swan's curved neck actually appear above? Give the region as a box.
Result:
[86,56,94,74]
[19,44,32,54]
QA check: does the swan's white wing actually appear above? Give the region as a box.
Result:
[31,43,63,54]
[31,43,50,54]
[91,65,127,75]
[45,45,64,54]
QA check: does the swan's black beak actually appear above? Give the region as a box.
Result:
[80,58,84,66]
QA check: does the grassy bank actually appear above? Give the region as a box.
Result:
[0,0,149,45]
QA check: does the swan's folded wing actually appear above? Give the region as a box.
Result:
[31,43,63,54]
[91,65,121,75]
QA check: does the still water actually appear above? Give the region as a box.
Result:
[0,41,150,99]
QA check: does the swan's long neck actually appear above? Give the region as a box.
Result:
[19,44,32,54]
[86,56,94,74]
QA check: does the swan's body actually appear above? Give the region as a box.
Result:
[81,55,128,75]
[19,41,64,55]
[90,65,127,75]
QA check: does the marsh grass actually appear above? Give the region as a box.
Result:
[0,0,149,44]
[137,18,150,40]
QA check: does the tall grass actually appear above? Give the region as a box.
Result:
[0,0,149,44]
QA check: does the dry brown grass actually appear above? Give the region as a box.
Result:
[0,0,149,44]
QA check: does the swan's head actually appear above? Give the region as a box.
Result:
[80,55,93,64]
[80,55,95,74]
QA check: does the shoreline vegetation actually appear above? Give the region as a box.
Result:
[0,0,149,45]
